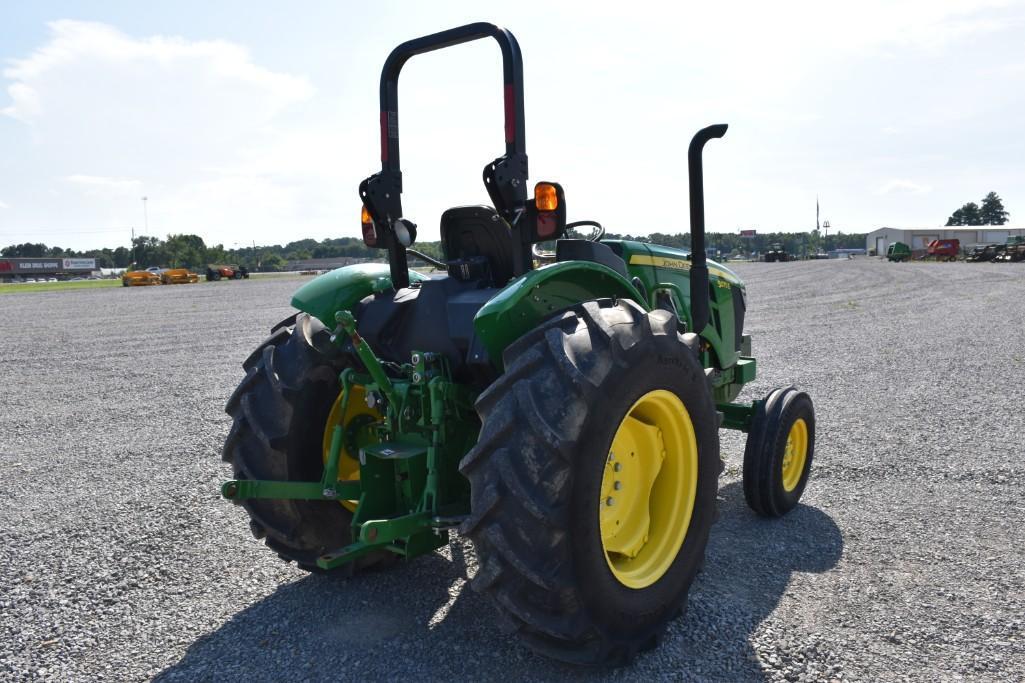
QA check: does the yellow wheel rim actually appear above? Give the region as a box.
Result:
[322,386,379,512]
[781,418,809,492]
[600,389,698,589]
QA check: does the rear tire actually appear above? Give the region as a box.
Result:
[460,299,720,666]
[742,387,815,517]
[223,313,390,573]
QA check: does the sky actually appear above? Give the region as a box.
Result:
[1,0,1023,251]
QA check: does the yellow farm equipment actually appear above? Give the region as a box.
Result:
[161,268,200,284]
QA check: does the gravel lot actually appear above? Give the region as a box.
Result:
[1,259,1023,682]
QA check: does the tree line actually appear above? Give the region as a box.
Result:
[2,228,870,271]
[945,192,1010,226]
[1,234,384,270]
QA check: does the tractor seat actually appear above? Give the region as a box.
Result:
[555,239,629,278]
[440,206,514,286]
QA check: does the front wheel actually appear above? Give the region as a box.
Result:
[459,299,720,666]
[742,387,815,517]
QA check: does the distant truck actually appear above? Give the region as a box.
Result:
[921,239,959,262]
[886,242,911,262]
[206,264,250,281]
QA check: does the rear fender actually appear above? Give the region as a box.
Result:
[473,261,646,370]
[291,263,428,328]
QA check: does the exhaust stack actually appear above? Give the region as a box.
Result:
[687,123,728,334]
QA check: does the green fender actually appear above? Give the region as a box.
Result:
[473,261,647,370]
[291,263,428,328]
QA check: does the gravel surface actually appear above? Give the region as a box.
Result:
[1,260,1023,682]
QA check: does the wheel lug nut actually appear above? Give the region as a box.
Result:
[605,497,615,506]
[614,463,622,472]
[613,481,622,490]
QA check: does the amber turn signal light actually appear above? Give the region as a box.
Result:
[535,183,558,212]
[361,205,377,247]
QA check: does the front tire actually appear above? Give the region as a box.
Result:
[742,387,815,517]
[459,299,720,666]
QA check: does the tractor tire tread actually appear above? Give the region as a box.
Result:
[223,313,389,573]
[459,299,716,666]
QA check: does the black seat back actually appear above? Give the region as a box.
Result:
[555,239,629,278]
[440,206,514,286]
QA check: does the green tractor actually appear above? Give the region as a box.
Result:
[764,243,790,262]
[221,23,816,666]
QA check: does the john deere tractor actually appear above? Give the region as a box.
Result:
[221,23,815,666]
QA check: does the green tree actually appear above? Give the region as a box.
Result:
[164,233,207,268]
[112,246,132,267]
[206,244,228,266]
[260,253,286,271]
[946,202,982,226]
[979,191,1009,225]
[2,242,48,257]
[130,235,164,266]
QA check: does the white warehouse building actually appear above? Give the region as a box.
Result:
[866,226,1025,256]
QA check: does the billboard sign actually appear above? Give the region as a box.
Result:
[0,258,93,275]
[16,259,61,271]
[739,229,757,238]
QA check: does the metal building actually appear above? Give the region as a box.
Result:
[866,227,1025,256]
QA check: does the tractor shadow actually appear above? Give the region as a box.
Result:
[156,481,841,682]
[659,481,844,681]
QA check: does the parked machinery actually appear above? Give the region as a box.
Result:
[966,244,1001,262]
[920,239,960,262]
[886,242,911,262]
[206,264,250,281]
[121,270,161,286]
[764,243,790,262]
[993,237,1025,263]
[160,268,200,284]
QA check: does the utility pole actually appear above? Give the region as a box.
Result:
[141,196,149,234]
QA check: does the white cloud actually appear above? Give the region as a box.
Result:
[2,20,312,125]
[877,179,934,195]
[1,21,314,183]
[1,20,320,244]
[0,200,9,209]
[65,174,141,190]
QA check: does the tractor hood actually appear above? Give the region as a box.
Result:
[623,243,745,289]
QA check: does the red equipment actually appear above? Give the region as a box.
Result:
[923,239,959,262]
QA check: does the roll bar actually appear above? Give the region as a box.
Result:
[360,23,529,288]
[687,123,728,335]
[379,22,526,171]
